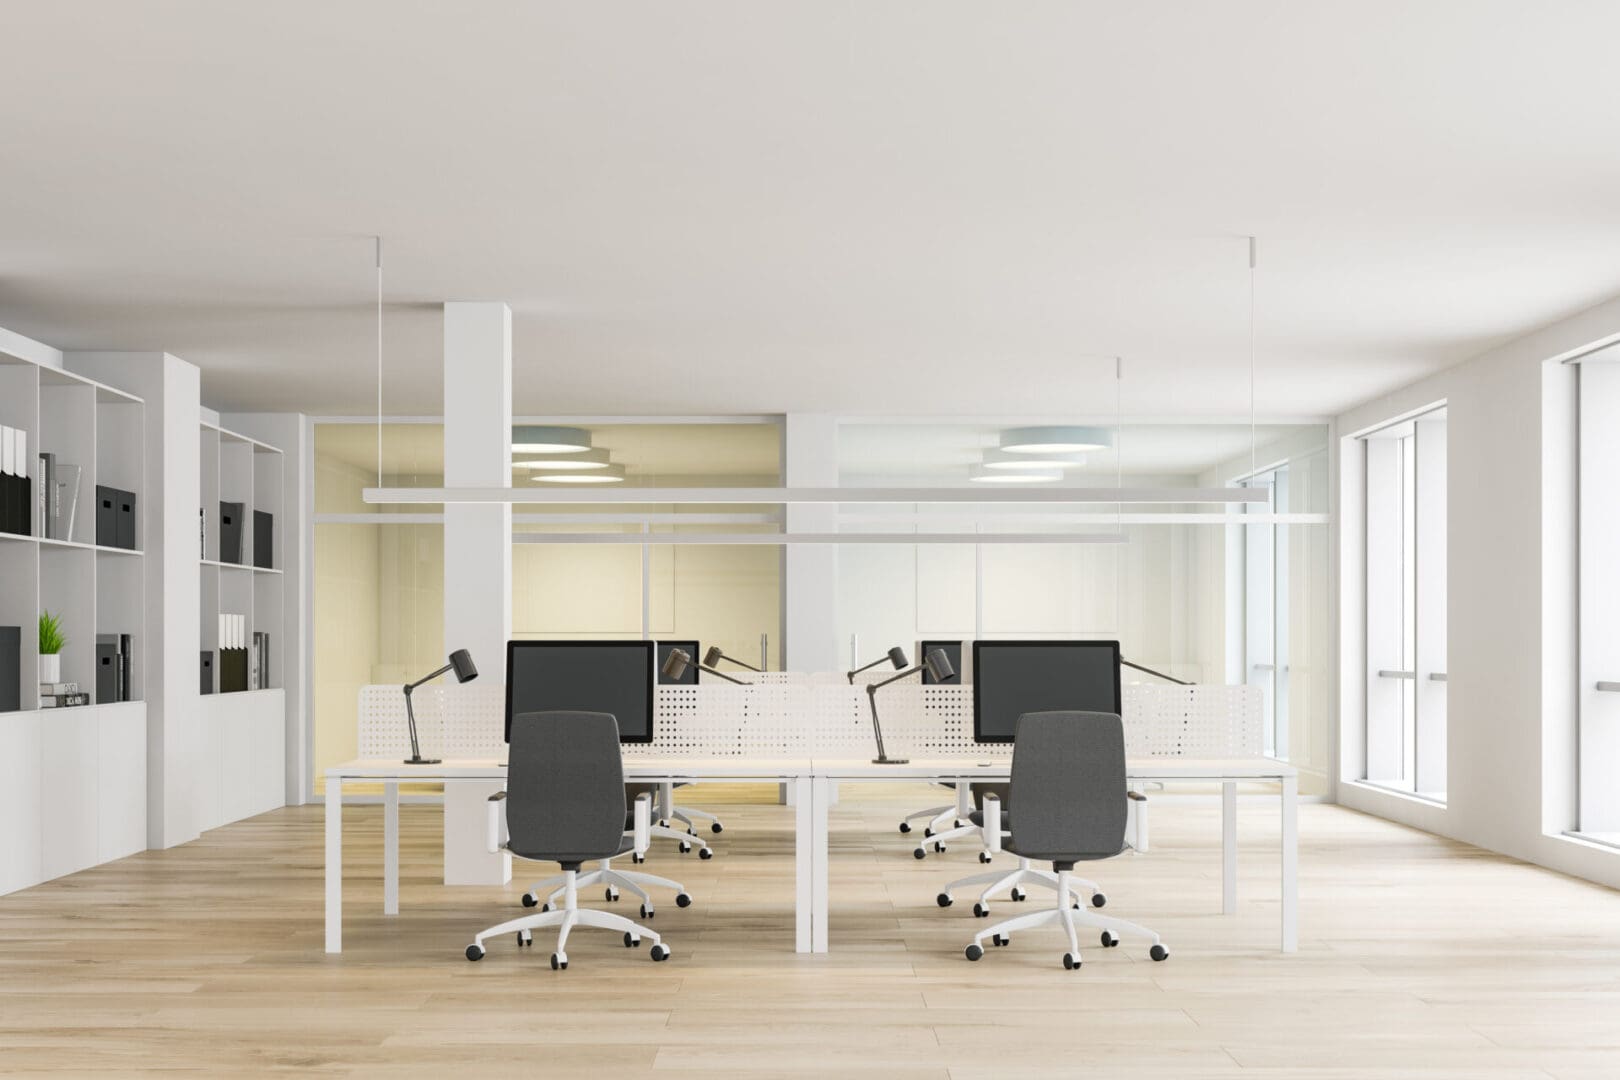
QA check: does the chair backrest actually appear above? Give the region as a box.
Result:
[1008,711,1127,860]
[506,711,627,859]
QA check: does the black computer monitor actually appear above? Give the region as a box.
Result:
[505,640,655,744]
[656,640,700,686]
[919,640,964,684]
[972,640,1122,744]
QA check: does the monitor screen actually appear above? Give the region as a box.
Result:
[505,640,655,744]
[656,640,700,686]
[972,640,1121,744]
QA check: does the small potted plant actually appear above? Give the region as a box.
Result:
[39,610,65,685]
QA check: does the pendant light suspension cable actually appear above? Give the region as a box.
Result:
[1248,235,1257,479]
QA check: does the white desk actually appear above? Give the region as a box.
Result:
[324,754,1297,955]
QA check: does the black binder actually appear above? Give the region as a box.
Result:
[200,651,214,695]
[97,486,117,547]
[253,510,273,569]
[0,625,19,712]
[115,490,137,550]
[221,647,249,694]
[220,501,244,564]
[97,636,119,703]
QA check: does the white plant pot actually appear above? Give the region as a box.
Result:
[39,653,61,685]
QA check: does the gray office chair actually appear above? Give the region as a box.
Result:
[956,711,1167,970]
[467,711,672,969]
[520,781,693,918]
[935,781,1114,916]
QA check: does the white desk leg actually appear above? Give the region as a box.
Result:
[1222,781,1238,915]
[383,781,399,916]
[793,774,812,953]
[812,775,830,953]
[1281,774,1298,953]
[325,780,342,953]
[1131,787,1150,852]
[659,781,674,824]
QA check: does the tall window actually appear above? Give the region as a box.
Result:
[1362,407,1447,801]
[1578,353,1620,838]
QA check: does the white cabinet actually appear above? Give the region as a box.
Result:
[198,689,285,831]
[97,703,148,863]
[0,711,43,894]
[40,707,100,880]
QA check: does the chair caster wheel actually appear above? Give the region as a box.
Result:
[934,842,946,854]
[1091,892,1107,908]
[954,819,963,829]
[698,847,713,860]
[913,847,926,860]
[640,903,654,919]
[978,851,992,864]
[936,893,953,908]
[1150,944,1169,962]
[1063,952,1081,970]
[965,944,984,961]
[992,933,1009,947]
[604,886,619,902]
[624,932,639,948]
[711,822,724,834]
[899,822,912,834]
[650,943,671,962]
[973,902,990,918]
[551,953,567,971]
[541,902,554,913]
[632,853,645,864]
[676,892,693,908]
[679,841,692,854]
[1010,887,1027,902]
[465,944,484,961]
[520,893,539,908]
[1101,931,1119,947]
[516,931,531,947]
[688,828,698,837]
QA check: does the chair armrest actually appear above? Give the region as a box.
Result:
[982,793,1002,855]
[633,792,652,857]
[486,791,506,853]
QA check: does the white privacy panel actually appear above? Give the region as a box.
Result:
[360,681,1262,761]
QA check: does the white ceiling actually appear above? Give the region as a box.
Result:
[4,3,1620,419]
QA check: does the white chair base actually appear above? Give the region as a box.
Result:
[937,857,1106,914]
[963,869,1166,969]
[469,870,670,968]
[898,782,974,837]
[526,858,691,917]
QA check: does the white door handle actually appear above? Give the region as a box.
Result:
[1377,670,1416,680]
[1598,681,1620,693]
[1428,672,1447,683]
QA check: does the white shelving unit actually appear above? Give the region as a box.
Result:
[197,418,285,830]
[0,346,148,895]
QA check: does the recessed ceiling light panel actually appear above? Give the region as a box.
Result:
[999,425,1112,453]
[512,425,592,453]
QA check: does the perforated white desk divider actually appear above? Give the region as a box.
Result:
[358,681,1262,761]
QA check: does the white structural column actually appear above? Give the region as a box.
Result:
[782,415,839,672]
[441,303,513,886]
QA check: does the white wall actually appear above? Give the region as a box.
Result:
[1337,293,1620,889]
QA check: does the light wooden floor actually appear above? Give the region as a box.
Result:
[3,785,1619,1079]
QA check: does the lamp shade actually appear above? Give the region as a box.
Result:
[886,646,909,669]
[448,649,478,683]
[513,448,613,471]
[922,649,955,683]
[660,647,692,681]
[512,425,592,453]
[703,645,725,668]
[999,425,1112,453]
[980,448,1087,470]
[533,464,626,483]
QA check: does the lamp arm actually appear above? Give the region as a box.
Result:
[868,664,925,692]
[402,682,424,761]
[865,684,891,763]
[1121,658,1193,686]
[404,662,454,694]
[717,652,762,672]
[698,665,751,686]
[846,656,889,684]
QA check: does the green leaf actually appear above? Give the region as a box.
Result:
[39,610,66,655]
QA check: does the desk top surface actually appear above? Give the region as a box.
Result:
[327,755,1295,781]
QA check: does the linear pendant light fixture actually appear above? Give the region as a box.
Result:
[366,484,1266,504]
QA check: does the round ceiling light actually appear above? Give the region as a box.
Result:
[999,425,1112,453]
[532,464,626,484]
[512,425,592,453]
[979,448,1088,470]
[969,465,1058,483]
[513,448,614,471]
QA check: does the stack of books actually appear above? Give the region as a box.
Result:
[41,681,90,708]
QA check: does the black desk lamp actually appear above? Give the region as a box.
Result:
[703,645,761,673]
[1121,658,1192,686]
[402,649,477,764]
[662,647,751,686]
[848,646,908,684]
[865,648,954,765]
